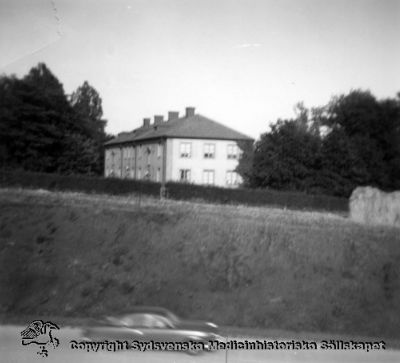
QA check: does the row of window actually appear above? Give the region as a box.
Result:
[179,169,240,185]
[109,142,240,161]
[107,167,162,181]
[134,167,162,182]
[179,143,240,159]
[106,167,240,186]
[134,144,162,158]
[109,144,162,161]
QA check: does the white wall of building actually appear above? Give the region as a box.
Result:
[135,141,164,182]
[105,137,243,187]
[105,147,123,177]
[168,138,242,187]
[105,142,164,182]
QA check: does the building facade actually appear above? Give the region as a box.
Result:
[104,107,253,188]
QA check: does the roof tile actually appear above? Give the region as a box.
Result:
[105,114,253,146]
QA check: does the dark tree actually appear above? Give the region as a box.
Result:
[70,81,107,174]
[0,64,74,172]
[319,129,369,196]
[0,63,109,175]
[322,90,400,191]
[70,81,106,139]
[247,90,400,197]
[57,133,100,174]
[324,90,380,136]
[251,118,321,192]
[235,139,254,187]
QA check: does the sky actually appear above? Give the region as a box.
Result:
[0,0,399,139]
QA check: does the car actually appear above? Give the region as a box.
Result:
[80,306,223,354]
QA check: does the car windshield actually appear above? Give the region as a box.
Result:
[163,311,180,324]
[118,313,173,328]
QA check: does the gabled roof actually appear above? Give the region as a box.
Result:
[105,113,253,146]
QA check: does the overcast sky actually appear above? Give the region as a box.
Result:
[1,0,399,139]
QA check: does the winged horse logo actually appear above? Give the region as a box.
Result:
[21,320,60,357]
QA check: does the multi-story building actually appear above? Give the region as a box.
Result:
[104,107,253,188]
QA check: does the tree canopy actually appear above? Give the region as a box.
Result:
[238,90,400,197]
[0,63,109,174]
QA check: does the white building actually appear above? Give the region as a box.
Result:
[104,107,253,188]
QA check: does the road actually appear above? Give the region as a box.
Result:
[1,325,399,363]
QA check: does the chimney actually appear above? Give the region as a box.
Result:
[185,107,195,118]
[143,118,151,128]
[154,115,164,125]
[168,111,179,121]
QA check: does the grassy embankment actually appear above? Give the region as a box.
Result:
[0,188,399,339]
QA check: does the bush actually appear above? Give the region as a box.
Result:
[0,169,160,197]
[166,182,348,212]
[0,169,348,212]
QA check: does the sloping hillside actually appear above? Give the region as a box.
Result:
[0,188,399,339]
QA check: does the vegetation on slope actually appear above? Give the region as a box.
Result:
[0,169,348,212]
[0,188,399,339]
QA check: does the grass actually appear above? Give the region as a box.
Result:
[0,169,348,212]
[0,187,399,340]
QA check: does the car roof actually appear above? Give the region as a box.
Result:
[114,306,177,317]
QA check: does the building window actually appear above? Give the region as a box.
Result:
[144,166,150,180]
[145,146,152,165]
[157,143,162,158]
[129,147,134,166]
[123,148,130,165]
[156,168,161,182]
[203,170,215,185]
[227,144,239,159]
[180,142,191,158]
[204,143,215,159]
[226,171,240,186]
[179,169,191,182]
